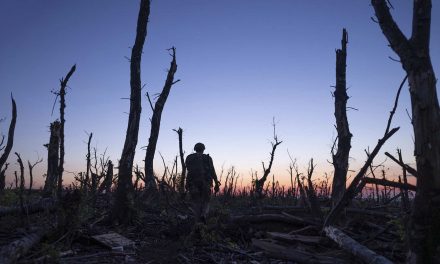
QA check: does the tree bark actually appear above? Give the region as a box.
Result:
[331,28,352,208]
[43,121,60,198]
[113,0,150,224]
[57,64,76,199]
[371,1,440,262]
[0,229,48,264]
[144,47,178,192]
[0,95,17,191]
[324,226,393,264]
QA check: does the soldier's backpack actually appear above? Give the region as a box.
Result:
[187,154,212,182]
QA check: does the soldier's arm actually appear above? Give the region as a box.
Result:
[208,155,219,183]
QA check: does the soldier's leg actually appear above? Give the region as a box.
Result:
[200,186,211,222]
[189,185,203,222]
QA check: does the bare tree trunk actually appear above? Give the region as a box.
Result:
[255,120,282,197]
[324,75,404,227]
[98,160,113,194]
[174,128,186,196]
[112,0,150,224]
[57,65,76,199]
[15,153,25,216]
[371,1,440,262]
[28,157,43,194]
[0,95,17,191]
[305,159,323,220]
[43,121,60,198]
[85,132,92,191]
[331,28,352,208]
[144,47,178,192]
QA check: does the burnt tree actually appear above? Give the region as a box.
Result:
[56,64,76,198]
[372,1,440,262]
[254,120,282,197]
[324,75,405,227]
[173,127,186,196]
[0,95,17,191]
[85,132,92,191]
[331,28,352,207]
[112,0,150,224]
[43,121,60,198]
[144,47,178,192]
[27,156,43,194]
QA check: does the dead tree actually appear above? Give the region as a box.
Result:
[15,152,25,217]
[43,121,60,198]
[98,160,113,194]
[331,28,352,207]
[305,159,323,220]
[144,47,179,192]
[54,64,76,199]
[254,120,283,197]
[0,95,17,191]
[27,156,43,194]
[324,75,405,227]
[113,0,150,224]
[371,1,440,262]
[173,127,186,195]
[85,132,93,190]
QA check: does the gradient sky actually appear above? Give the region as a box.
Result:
[0,1,439,188]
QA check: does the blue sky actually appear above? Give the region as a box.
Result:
[0,0,439,187]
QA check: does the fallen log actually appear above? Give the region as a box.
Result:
[0,198,56,217]
[344,207,393,218]
[324,225,393,264]
[363,177,416,191]
[252,239,346,264]
[0,229,47,264]
[281,211,322,226]
[231,214,309,226]
[267,232,326,245]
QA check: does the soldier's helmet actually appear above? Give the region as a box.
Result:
[194,142,205,152]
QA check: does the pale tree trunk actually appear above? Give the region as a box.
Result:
[331,28,352,208]
[144,47,178,192]
[0,95,17,191]
[371,1,440,262]
[112,0,150,224]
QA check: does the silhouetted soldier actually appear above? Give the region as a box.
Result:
[185,143,220,223]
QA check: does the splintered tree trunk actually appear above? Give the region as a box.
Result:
[98,160,113,194]
[174,128,186,196]
[331,28,352,208]
[112,0,150,224]
[371,0,440,263]
[372,1,440,262]
[144,47,178,192]
[57,64,76,199]
[85,132,92,190]
[43,121,60,198]
[0,95,17,191]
